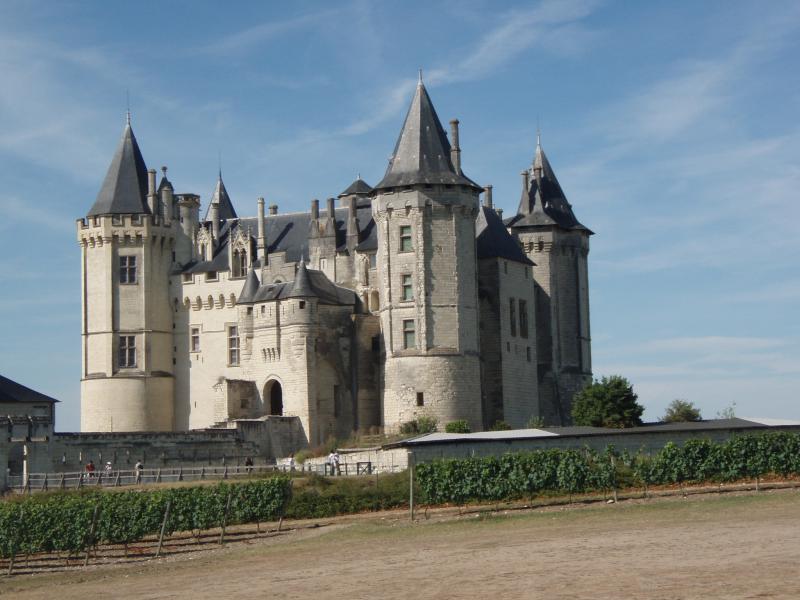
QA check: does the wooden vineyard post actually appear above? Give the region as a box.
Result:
[84,504,102,567]
[155,500,172,558]
[219,493,232,545]
[408,451,415,522]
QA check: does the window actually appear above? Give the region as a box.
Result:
[399,225,413,252]
[119,256,137,284]
[519,299,529,339]
[299,301,306,309]
[228,326,240,365]
[371,335,380,353]
[401,274,413,301]
[206,271,217,281]
[416,392,424,407]
[190,327,200,352]
[509,298,517,337]
[369,253,377,269]
[241,397,250,409]
[118,335,136,368]
[182,272,192,283]
[199,243,206,259]
[402,319,416,349]
[526,347,532,362]
[232,250,247,277]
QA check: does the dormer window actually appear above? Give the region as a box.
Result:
[232,249,247,278]
[206,271,217,281]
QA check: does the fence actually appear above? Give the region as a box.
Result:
[7,460,390,493]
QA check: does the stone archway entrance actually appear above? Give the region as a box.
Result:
[265,380,283,416]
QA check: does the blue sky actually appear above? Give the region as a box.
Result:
[1,0,798,431]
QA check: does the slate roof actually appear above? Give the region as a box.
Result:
[0,374,59,404]
[203,175,238,221]
[375,81,481,191]
[476,205,533,265]
[339,177,373,197]
[237,262,357,306]
[182,204,379,274]
[508,138,591,233]
[87,123,150,216]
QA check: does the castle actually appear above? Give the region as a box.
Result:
[76,79,592,447]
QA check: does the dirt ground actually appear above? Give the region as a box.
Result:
[2,489,799,599]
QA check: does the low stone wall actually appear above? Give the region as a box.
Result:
[14,415,308,475]
[303,447,408,474]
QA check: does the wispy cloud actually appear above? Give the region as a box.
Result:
[341,0,599,136]
[198,9,341,56]
[0,196,75,233]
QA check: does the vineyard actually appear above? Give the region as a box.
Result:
[2,432,800,575]
[0,477,291,564]
[416,432,800,504]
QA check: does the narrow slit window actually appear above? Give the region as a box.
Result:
[118,335,136,368]
[190,327,200,352]
[519,299,528,339]
[401,274,413,301]
[509,298,517,337]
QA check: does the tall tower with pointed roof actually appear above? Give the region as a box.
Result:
[372,79,484,431]
[508,135,592,424]
[77,119,177,431]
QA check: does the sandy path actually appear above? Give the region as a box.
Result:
[3,490,799,599]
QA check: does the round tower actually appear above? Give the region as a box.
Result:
[373,78,483,432]
[77,119,176,431]
[509,134,592,424]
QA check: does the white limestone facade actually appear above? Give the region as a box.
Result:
[76,81,593,446]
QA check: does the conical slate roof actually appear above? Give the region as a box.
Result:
[286,261,314,298]
[375,80,481,191]
[204,174,238,221]
[513,137,590,232]
[237,268,260,304]
[339,176,373,197]
[87,122,150,216]
[476,205,533,265]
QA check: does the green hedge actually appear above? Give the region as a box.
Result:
[416,432,800,505]
[0,477,292,559]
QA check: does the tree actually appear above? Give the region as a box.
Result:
[571,375,644,428]
[662,399,702,423]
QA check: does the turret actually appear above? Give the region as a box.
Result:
[508,133,593,424]
[372,76,483,431]
[77,117,175,432]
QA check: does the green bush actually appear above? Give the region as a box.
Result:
[445,420,471,434]
[490,420,512,431]
[399,416,438,435]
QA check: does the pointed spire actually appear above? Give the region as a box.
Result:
[374,78,481,191]
[203,173,238,222]
[513,135,589,232]
[87,120,150,216]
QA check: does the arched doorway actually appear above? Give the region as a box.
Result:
[265,380,283,416]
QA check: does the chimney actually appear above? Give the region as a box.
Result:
[325,197,336,236]
[521,170,530,196]
[147,169,157,215]
[346,195,359,253]
[160,166,173,226]
[257,197,266,263]
[210,202,219,242]
[309,198,320,238]
[269,204,278,215]
[483,185,493,209]
[449,119,461,174]
[497,208,504,220]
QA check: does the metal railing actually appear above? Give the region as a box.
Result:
[6,460,399,493]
